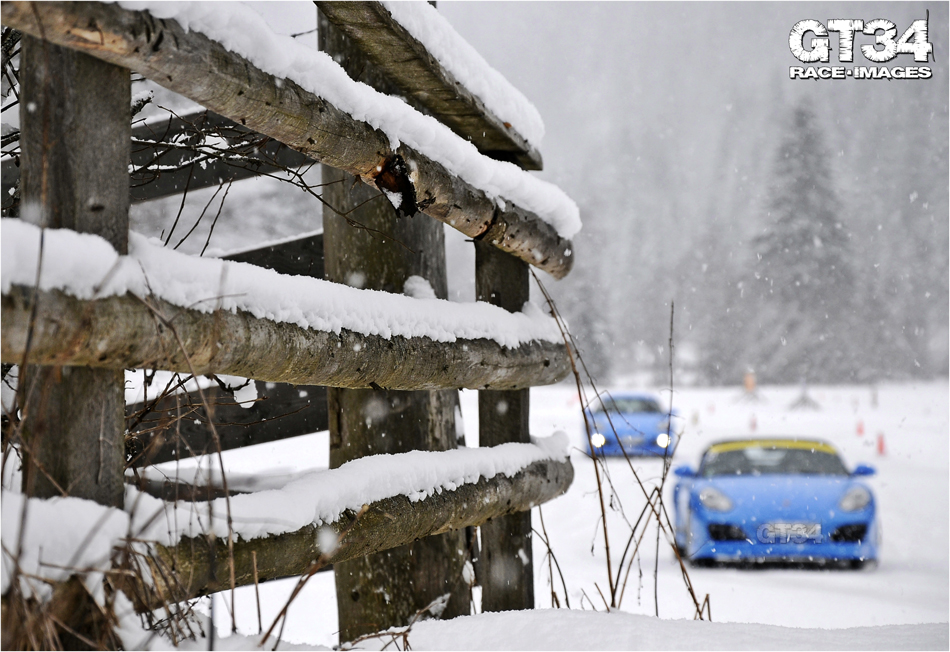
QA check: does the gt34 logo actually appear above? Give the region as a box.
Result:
[757,522,822,544]
[789,18,933,80]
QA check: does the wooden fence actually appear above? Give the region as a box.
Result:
[1,1,577,645]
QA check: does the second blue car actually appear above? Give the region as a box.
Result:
[585,392,677,458]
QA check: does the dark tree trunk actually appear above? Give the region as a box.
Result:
[18,36,129,508]
[320,10,470,643]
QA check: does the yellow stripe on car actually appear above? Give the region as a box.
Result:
[708,439,838,455]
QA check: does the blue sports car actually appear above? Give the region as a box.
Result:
[585,392,677,457]
[673,439,879,568]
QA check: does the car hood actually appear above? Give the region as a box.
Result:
[693,474,866,522]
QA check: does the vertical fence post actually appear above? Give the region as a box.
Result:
[475,241,535,611]
[17,37,130,507]
[319,11,470,643]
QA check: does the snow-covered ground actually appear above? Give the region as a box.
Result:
[527,382,949,630]
[199,381,948,648]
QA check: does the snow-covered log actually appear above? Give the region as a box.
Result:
[128,233,329,467]
[1,286,569,390]
[317,2,543,170]
[1,218,569,390]
[1,1,577,279]
[136,457,573,609]
[3,438,574,616]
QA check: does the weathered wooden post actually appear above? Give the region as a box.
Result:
[476,242,535,610]
[12,34,130,650]
[319,11,470,642]
[18,37,130,507]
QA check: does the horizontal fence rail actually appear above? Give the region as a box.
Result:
[126,381,329,467]
[126,232,330,466]
[316,1,542,170]
[1,109,316,211]
[127,110,313,203]
[1,2,575,279]
[129,457,573,610]
[2,286,571,391]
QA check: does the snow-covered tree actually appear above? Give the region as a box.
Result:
[746,105,858,383]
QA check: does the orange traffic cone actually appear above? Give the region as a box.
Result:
[877,432,886,456]
[856,420,865,436]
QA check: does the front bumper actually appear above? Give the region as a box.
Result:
[691,537,878,564]
[588,434,675,458]
[683,512,879,563]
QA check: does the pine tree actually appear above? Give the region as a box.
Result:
[747,105,857,382]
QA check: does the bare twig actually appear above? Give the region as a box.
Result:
[252,550,262,636]
[261,505,369,649]
[535,505,570,609]
[531,272,708,619]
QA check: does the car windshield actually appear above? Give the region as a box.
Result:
[700,445,849,477]
[594,397,662,414]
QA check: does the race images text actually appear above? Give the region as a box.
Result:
[789,18,933,80]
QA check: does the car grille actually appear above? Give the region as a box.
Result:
[708,524,747,541]
[830,523,868,543]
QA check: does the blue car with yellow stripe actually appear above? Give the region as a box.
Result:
[673,439,879,568]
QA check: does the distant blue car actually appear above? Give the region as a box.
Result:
[584,393,677,457]
[673,439,879,568]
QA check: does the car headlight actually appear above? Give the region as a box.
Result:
[699,487,733,512]
[656,433,671,448]
[840,486,871,512]
[591,433,606,448]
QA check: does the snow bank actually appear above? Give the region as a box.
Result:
[116,1,581,238]
[1,219,562,348]
[379,1,545,146]
[128,432,570,543]
[357,609,948,651]
[1,491,130,604]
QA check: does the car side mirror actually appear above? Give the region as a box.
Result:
[673,465,695,478]
[852,464,876,477]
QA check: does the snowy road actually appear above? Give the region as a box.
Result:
[208,381,948,646]
[522,382,948,629]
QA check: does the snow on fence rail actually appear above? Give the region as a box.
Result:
[1,220,569,390]
[3,437,573,611]
[1,2,578,646]
[2,0,579,278]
